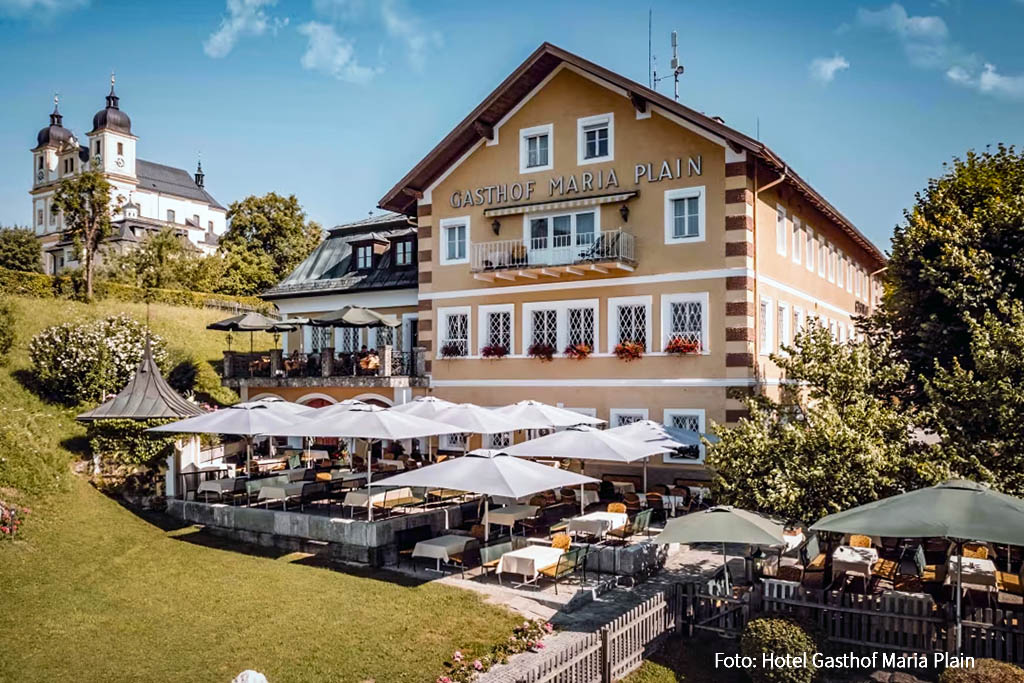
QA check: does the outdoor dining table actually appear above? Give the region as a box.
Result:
[831,544,879,581]
[196,477,242,499]
[486,504,538,533]
[609,481,636,495]
[257,481,315,510]
[782,531,805,553]
[342,487,414,508]
[412,534,474,572]
[377,458,406,470]
[568,511,629,538]
[945,555,998,593]
[687,486,710,504]
[251,456,287,473]
[640,494,688,516]
[496,545,565,586]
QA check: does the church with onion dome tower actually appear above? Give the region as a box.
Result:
[29,76,227,274]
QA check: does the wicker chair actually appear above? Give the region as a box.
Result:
[560,488,577,506]
[623,493,642,514]
[552,533,571,551]
[469,524,487,541]
[645,492,665,524]
[850,534,872,548]
[528,495,546,507]
[962,542,989,560]
[607,502,626,514]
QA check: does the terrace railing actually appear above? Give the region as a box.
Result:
[471,228,636,273]
[222,347,424,380]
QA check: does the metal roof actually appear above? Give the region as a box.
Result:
[136,159,226,211]
[76,339,204,422]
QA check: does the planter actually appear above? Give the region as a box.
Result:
[613,341,644,362]
[665,337,701,355]
[481,344,509,359]
[440,341,466,359]
[564,343,592,360]
[527,342,556,362]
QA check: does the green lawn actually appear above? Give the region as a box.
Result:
[0,295,520,682]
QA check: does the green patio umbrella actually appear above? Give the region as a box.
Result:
[653,505,787,593]
[207,312,296,352]
[811,479,1024,650]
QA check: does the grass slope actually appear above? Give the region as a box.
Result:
[0,295,519,682]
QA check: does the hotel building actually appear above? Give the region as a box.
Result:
[231,43,885,484]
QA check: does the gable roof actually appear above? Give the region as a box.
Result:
[261,212,418,300]
[136,159,226,211]
[378,42,884,265]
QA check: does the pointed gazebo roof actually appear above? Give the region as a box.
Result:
[76,340,204,422]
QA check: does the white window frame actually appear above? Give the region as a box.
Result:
[817,237,826,277]
[827,244,836,283]
[477,303,515,356]
[576,112,614,165]
[436,305,472,359]
[792,218,802,264]
[660,292,710,354]
[777,301,791,352]
[354,244,373,270]
[519,123,554,174]
[805,228,815,272]
[440,432,467,451]
[846,259,854,293]
[664,186,706,244]
[522,298,600,354]
[438,215,470,265]
[759,296,773,356]
[608,295,653,353]
[394,239,413,267]
[776,204,787,256]
[793,306,805,338]
[663,409,707,464]
[610,408,649,428]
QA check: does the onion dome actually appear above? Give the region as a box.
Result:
[91,74,132,135]
[36,95,72,147]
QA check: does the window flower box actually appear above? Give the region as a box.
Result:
[665,337,701,355]
[564,343,591,360]
[440,341,466,359]
[481,344,509,359]
[613,341,644,362]
[527,342,556,362]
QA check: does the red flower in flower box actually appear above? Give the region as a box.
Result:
[481,344,509,359]
[563,343,591,360]
[613,341,644,361]
[664,336,701,355]
[527,342,556,362]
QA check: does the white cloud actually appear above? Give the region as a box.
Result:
[204,0,287,59]
[298,21,380,84]
[809,54,850,84]
[856,3,948,41]
[379,0,442,70]
[947,63,1024,100]
[0,0,87,18]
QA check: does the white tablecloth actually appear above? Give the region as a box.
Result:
[197,478,241,496]
[258,482,311,503]
[282,448,329,462]
[497,546,565,580]
[641,494,688,515]
[377,458,406,470]
[568,511,629,537]
[343,487,414,507]
[782,532,805,552]
[610,481,635,495]
[688,486,710,503]
[487,504,538,528]
[832,545,878,580]
[579,490,599,508]
[945,556,998,592]
[412,535,472,563]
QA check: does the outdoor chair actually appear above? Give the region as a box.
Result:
[607,502,626,514]
[521,507,548,537]
[650,484,669,495]
[913,545,946,584]
[396,525,434,569]
[528,495,546,507]
[469,524,487,541]
[962,542,989,560]
[552,533,571,551]
[850,534,873,549]
[287,454,302,470]
[560,488,577,506]
[792,533,827,586]
[598,480,615,501]
[645,493,666,524]
[480,541,513,583]
[623,493,642,514]
[448,538,481,579]
[539,547,582,594]
[997,566,1023,596]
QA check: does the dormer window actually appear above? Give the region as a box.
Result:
[355,244,373,271]
[394,240,413,267]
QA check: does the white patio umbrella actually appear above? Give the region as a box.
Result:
[608,419,719,457]
[379,448,599,540]
[235,396,310,416]
[504,425,672,491]
[433,403,547,456]
[268,405,460,520]
[492,400,606,428]
[147,402,309,473]
[389,396,459,419]
[299,398,369,417]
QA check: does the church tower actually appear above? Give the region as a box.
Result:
[87,74,137,179]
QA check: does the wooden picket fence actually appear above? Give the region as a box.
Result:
[515,586,682,683]
[960,605,1024,663]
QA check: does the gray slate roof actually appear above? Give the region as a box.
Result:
[136,159,226,210]
[262,212,417,300]
[76,340,204,422]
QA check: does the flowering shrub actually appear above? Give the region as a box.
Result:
[527,342,556,362]
[481,344,508,359]
[0,501,29,541]
[29,314,167,404]
[665,337,701,355]
[438,620,554,683]
[440,341,466,359]
[613,341,644,361]
[563,343,591,360]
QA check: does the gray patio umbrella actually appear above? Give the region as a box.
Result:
[654,505,787,593]
[207,312,295,352]
[379,448,599,539]
[811,479,1024,649]
[309,306,400,328]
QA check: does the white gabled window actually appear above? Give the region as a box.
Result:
[805,228,815,272]
[609,295,652,352]
[610,408,648,427]
[776,205,787,256]
[759,296,773,355]
[777,301,791,351]
[792,218,802,264]
[577,113,613,164]
[438,306,471,358]
[354,244,373,270]
[661,292,709,353]
[664,186,705,244]
[663,409,706,463]
[439,216,469,265]
[478,304,513,355]
[519,123,553,173]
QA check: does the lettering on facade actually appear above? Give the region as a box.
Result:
[449,156,701,209]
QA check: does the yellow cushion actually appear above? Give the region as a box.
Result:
[921,565,944,583]
[806,554,826,571]
[963,544,989,560]
[850,534,872,548]
[998,571,1022,595]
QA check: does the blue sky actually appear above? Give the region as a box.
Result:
[1,0,1022,252]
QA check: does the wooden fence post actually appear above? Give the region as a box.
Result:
[675,582,685,635]
[601,627,612,683]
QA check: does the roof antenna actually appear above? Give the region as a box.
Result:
[652,31,683,100]
[648,8,652,89]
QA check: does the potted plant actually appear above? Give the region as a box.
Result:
[563,343,591,360]
[665,336,701,355]
[527,342,556,362]
[481,344,509,359]
[440,341,465,359]
[613,341,644,362]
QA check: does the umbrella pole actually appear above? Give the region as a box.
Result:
[484,498,489,542]
[956,539,963,652]
[246,436,252,477]
[723,542,731,595]
[643,459,648,493]
[580,484,584,515]
[367,439,374,522]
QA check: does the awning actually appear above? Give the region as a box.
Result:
[482,190,638,218]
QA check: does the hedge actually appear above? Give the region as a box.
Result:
[741,617,822,683]
[939,659,1024,683]
[0,267,270,312]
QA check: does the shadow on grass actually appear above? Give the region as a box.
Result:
[624,633,745,683]
[59,433,91,457]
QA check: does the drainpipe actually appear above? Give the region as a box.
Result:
[751,159,787,361]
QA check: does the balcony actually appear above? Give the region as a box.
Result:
[220,347,429,390]
[470,228,636,282]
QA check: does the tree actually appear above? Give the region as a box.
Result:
[0,227,42,273]
[218,192,322,294]
[707,325,946,522]
[215,243,278,296]
[50,163,118,300]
